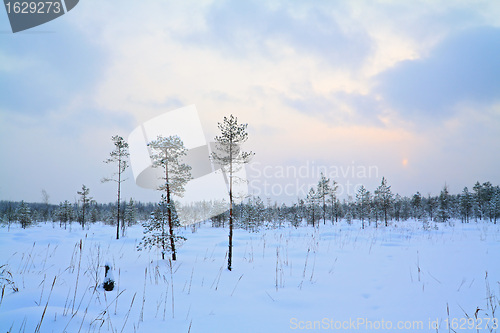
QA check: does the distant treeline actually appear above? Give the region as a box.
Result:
[1,180,499,230]
[0,199,154,229]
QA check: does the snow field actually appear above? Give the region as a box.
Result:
[0,220,499,332]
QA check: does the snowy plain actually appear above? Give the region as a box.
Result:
[0,220,499,333]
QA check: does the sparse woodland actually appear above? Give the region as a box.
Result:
[0,116,499,332]
[1,117,500,262]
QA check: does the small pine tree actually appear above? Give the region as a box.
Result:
[411,192,423,220]
[491,187,500,224]
[41,189,50,222]
[124,198,137,227]
[277,203,287,228]
[138,195,186,260]
[326,180,339,224]
[316,173,331,225]
[306,187,318,227]
[5,203,15,229]
[459,187,472,223]
[17,201,32,229]
[375,177,393,227]
[437,184,451,223]
[57,200,74,228]
[356,185,370,229]
[77,185,93,229]
[344,201,353,225]
[482,182,495,222]
[472,181,485,220]
[426,194,438,221]
[289,203,301,227]
[90,203,100,223]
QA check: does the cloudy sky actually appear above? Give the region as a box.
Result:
[1,0,500,204]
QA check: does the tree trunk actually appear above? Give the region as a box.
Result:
[312,206,315,227]
[81,201,85,230]
[228,199,233,271]
[331,198,334,225]
[228,142,233,271]
[323,196,326,225]
[116,156,121,240]
[161,196,166,260]
[384,207,388,227]
[166,159,177,261]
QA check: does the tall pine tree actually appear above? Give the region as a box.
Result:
[145,135,191,260]
[102,135,130,240]
[211,115,253,271]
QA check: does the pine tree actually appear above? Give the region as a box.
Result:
[124,198,137,227]
[356,185,370,229]
[411,192,423,220]
[102,135,130,240]
[371,195,379,227]
[254,197,266,229]
[375,177,393,227]
[57,200,74,228]
[277,203,287,228]
[147,135,191,260]
[425,194,438,221]
[289,203,301,227]
[316,173,331,225]
[90,203,100,223]
[437,184,450,223]
[482,182,495,222]
[393,194,402,222]
[211,115,253,271]
[472,181,485,220]
[139,195,186,260]
[459,187,472,223]
[17,201,32,229]
[490,186,500,224]
[41,189,50,222]
[210,199,228,228]
[240,198,254,229]
[306,187,318,227]
[327,179,339,224]
[344,204,353,224]
[400,197,412,221]
[5,203,15,229]
[77,185,92,229]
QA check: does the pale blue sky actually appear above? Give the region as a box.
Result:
[1,0,499,204]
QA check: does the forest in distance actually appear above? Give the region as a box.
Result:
[1,178,499,230]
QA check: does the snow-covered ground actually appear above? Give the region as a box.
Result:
[0,220,499,332]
